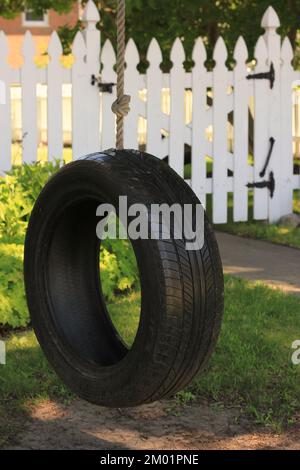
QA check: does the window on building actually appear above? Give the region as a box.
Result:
[22,9,49,27]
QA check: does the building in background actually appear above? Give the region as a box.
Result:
[0,2,80,67]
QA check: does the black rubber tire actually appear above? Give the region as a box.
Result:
[24,150,224,407]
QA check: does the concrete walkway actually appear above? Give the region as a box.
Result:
[216,232,300,296]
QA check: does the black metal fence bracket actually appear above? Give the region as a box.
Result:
[260,137,275,178]
[247,171,275,198]
[246,62,275,89]
[246,136,276,198]
[91,75,116,93]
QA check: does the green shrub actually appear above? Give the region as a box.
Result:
[0,162,62,327]
[0,161,61,241]
[0,243,28,328]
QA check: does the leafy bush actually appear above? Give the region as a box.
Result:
[0,162,61,328]
[0,243,28,328]
[0,162,61,241]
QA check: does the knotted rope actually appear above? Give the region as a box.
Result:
[111,0,131,150]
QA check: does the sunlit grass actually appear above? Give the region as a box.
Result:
[108,291,141,347]
[294,191,300,214]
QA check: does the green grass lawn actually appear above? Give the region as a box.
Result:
[108,292,141,347]
[1,276,300,447]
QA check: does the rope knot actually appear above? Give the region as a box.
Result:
[111,94,131,118]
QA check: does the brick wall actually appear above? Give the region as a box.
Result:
[0,3,79,36]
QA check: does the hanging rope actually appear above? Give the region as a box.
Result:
[111,0,131,150]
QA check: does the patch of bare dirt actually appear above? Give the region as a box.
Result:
[5,398,300,450]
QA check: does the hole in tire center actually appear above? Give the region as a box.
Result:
[99,237,141,349]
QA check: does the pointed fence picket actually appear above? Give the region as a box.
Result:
[146,39,163,159]
[212,37,228,224]
[280,37,294,216]
[47,32,63,161]
[0,1,299,224]
[262,6,282,223]
[169,38,186,178]
[253,36,269,220]
[124,39,140,149]
[191,38,207,208]
[0,31,11,173]
[21,31,38,164]
[82,0,101,153]
[72,31,89,159]
[100,40,117,150]
[233,36,249,222]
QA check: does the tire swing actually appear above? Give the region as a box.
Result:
[24,0,224,407]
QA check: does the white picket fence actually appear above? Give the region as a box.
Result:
[0,1,300,223]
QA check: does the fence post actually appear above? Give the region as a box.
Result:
[261,6,282,222]
[83,0,101,153]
